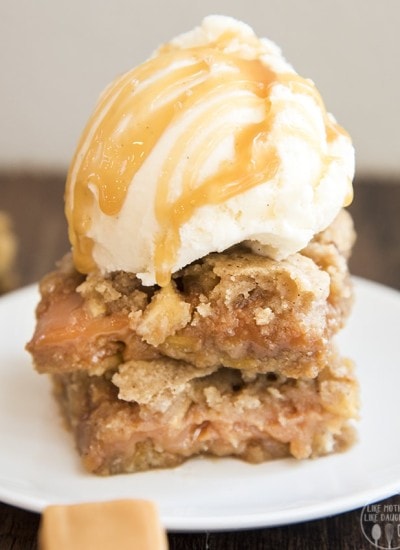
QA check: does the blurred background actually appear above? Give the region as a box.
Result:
[0,0,399,292]
[1,0,399,176]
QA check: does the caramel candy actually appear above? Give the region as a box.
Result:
[38,499,168,550]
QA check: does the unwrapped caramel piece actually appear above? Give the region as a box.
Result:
[38,499,168,550]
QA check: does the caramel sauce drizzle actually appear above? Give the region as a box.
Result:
[66,36,351,285]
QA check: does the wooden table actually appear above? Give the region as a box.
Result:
[1,172,399,549]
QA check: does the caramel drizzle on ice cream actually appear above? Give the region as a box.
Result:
[66,34,350,285]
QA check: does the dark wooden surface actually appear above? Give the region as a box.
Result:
[0,172,399,550]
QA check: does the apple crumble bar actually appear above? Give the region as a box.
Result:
[27,210,358,474]
[28,211,354,378]
[52,351,358,475]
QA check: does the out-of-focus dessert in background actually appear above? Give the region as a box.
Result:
[27,16,358,475]
[0,211,17,293]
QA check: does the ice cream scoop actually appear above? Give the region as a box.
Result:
[65,15,354,286]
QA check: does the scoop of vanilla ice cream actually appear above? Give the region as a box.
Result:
[66,15,354,286]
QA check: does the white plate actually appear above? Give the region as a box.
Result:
[0,277,399,531]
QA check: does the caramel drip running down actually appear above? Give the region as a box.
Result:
[66,41,348,285]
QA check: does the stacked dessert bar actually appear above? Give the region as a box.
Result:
[27,209,358,475]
